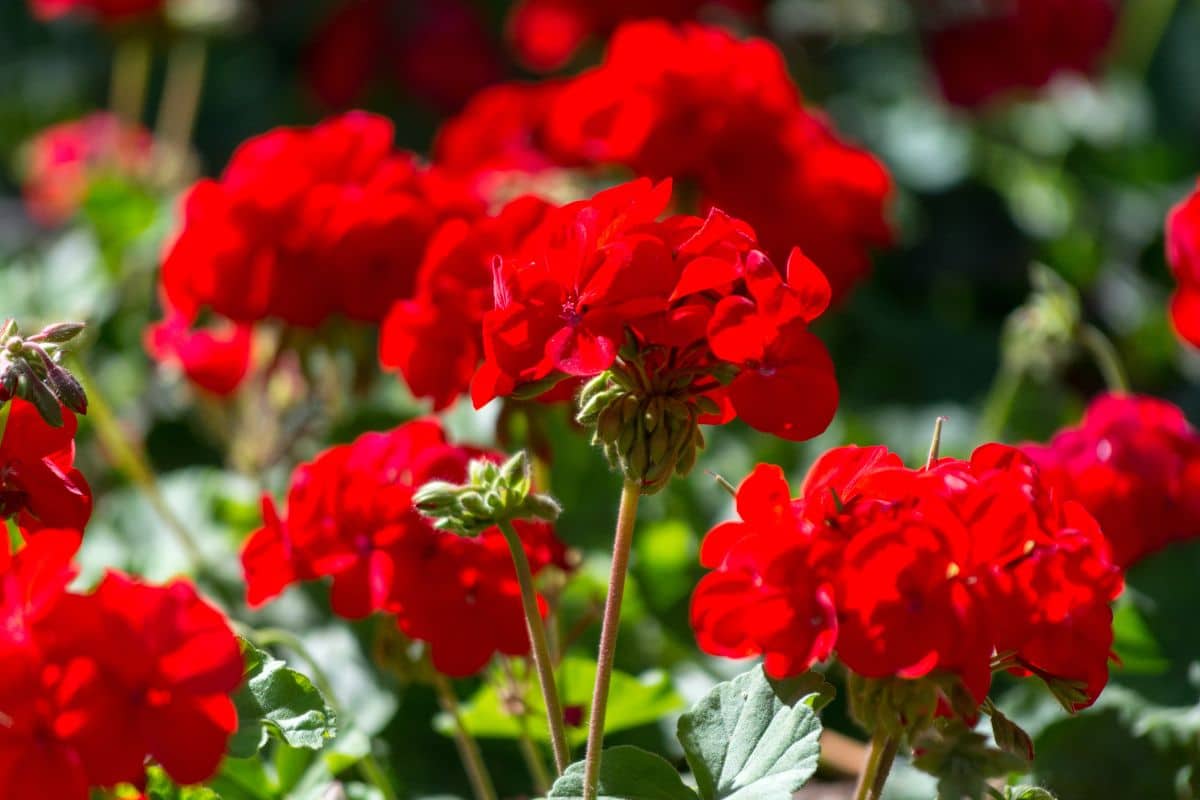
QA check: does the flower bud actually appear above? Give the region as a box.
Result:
[43,359,88,414]
[13,360,63,428]
[27,321,86,345]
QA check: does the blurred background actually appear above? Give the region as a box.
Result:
[4,1,1200,798]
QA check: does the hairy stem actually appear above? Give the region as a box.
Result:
[1079,324,1130,394]
[581,479,642,800]
[432,672,498,800]
[155,37,207,186]
[979,364,1023,441]
[497,519,571,775]
[853,730,900,800]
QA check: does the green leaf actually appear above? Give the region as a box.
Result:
[676,666,822,800]
[139,765,223,800]
[765,670,836,712]
[228,637,337,758]
[439,656,683,747]
[1003,788,1057,800]
[1110,593,1170,675]
[988,706,1034,763]
[546,745,699,800]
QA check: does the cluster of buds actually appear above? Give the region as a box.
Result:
[576,362,713,495]
[1000,265,1082,380]
[0,319,88,427]
[413,451,561,536]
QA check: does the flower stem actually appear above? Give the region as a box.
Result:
[110,34,151,124]
[497,519,571,775]
[517,715,553,794]
[71,357,206,570]
[154,36,207,186]
[1079,324,1130,394]
[980,364,1023,441]
[925,415,948,468]
[581,479,642,800]
[853,730,900,800]
[432,672,498,800]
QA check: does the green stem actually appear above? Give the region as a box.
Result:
[250,626,400,800]
[497,519,571,775]
[154,37,207,186]
[432,672,498,800]
[925,415,948,469]
[1117,0,1179,74]
[979,364,1023,442]
[581,479,642,800]
[517,715,553,795]
[110,34,151,124]
[1079,324,1130,394]
[71,357,206,569]
[853,730,900,800]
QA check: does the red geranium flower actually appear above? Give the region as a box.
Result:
[1023,393,1200,568]
[1166,179,1200,348]
[160,111,481,328]
[0,398,92,535]
[145,305,254,397]
[919,0,1118,108]
[240,418,569,676]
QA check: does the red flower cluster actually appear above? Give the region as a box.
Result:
[505,0,763,72]
[1023,393,1200,569]
[241,418,568,676]
[1,398,92,534]
[28,0,161,23]
[919,0,1117,108]
[1167,179,1200,348]
[0,530,242,797]
[160,111,481,329]
[20,112,153,226]
[305,0,502,112]
[692,442,1122,711]
[471,178,840,442]
[439,21,893,302]
[145,309,254,397]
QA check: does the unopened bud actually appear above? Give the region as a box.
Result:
[44,360,87,414]
[412,481,462,512]
[28,322,86,345]
[14,360,63,428]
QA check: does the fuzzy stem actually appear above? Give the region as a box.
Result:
[517,716,553,794]
[1079,324,1130,394]
[432,672,498,800]
[853,730,900,800]
[154,37,207,186]
[980,364,1023,441]
[581,479,642,800]
[110,34,151,124]
[497,519,571,775]
[926,415,948,468]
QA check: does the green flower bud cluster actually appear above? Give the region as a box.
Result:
[576,369,716,495]
[0,319,88,427]
[847,673,942,740]
[413,451,561,537]
[1001,265,1080,380]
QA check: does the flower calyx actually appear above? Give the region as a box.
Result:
[0,319,88,426]
[413,450,561,536]
[576,366,715,495]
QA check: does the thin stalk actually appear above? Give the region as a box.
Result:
[497,519,571,775]
[979,364,1023,441]
[517,714,553,795]
[581,479,642,800]
[1079,324,1130,394]
[110,34,151,124]
[925,415,948,468]
[154,37,207,186]
[432,672,498,800]
[71,358,205,569]
[853,730,900,800]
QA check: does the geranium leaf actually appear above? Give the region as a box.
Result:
[546,745,699,800]
[676,666,822,800]
[228,637,338,758]
[139,765,223,799]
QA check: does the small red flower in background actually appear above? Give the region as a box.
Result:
[1023,393,1200,569]
[28,0,161,23]
[438,22,893,302]
[145,306,254,396]
[1166,179,1200,348]
[505,0,764,72]
[0,530,242,797]
[305,0,502,112]
[159,111,481,329]
[19,112,153,227]
[471,177,839,443]
[0,397,92,535]
[692,441,1122,715]
[240,418,569,677]
[919,0,1118,108]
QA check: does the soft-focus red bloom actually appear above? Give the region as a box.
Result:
[440,22,893,301]
[506,0,764,72]
[29,0,161,22]
[240,418,569,676]
[692,441,1122,715]
[1023,393,1200,568]
[0,398,92,534]
[160,112,481,328]
[472,178,840,442]
[919,0,1117,108]
[1166,179,1200,348]
[20,112,153,226]
[145,306,254,396]
[380,196,553,409]
[306,0,502,112]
